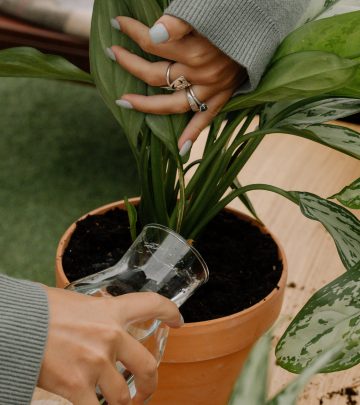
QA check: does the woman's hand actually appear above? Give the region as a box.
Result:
[38,287,183,405]
[108,15,247,155]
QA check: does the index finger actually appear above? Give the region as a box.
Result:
[112,16,195,65]
[115,292,183,327]
[151,15,193,43]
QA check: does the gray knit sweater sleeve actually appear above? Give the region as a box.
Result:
[165,0,311,91]
[0,275,48,404]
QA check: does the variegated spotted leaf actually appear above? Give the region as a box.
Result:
[291,192,360,270]
[0,47,92,83]
[268,345,343,404]
[228,333,271,405]
[297,0,341,25]
[276,262,360,373]
[287,123,360,159]
[316,0,360,20]
[330,177,360,209]
[262,98,360,128]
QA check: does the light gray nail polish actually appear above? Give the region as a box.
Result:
[180,315,185,325]
[111,18,121,31]
[149,23,169,44]
[105,47,116,61]
[179,140,193,157]
[115,99,133,109]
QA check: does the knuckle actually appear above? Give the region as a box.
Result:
[142,356,158,379]
[116,391,131,405]
[147,76,161,87]
[66,374,87,393]
[188,55,203,67]
[93,351,109,368]
[139,37,153,53]
[208,107,221,118]
[203,68,220,84]
[106,325,123,344]
[143,292,163,308]
[178,103,191,114]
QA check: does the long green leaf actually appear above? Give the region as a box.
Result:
[330,177,360,209]
[314,0,360,20]
[224,52,358,111]
[123,0,190,156]
[292,192,360,270]
[297,0,342,24]
[274,10,360,99]
[269,345,343,403]
[232,179,261,222]
[124,197,138,241]
[276,262,360,373]
[90,0,146,153]
[282,123,360,159]
[0,47,92,83]
[261,97,360,128]
[274,11,360,63]
[228,333,270,405]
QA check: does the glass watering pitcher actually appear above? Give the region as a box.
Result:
[65,224,209,398]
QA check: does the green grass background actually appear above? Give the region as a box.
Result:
[0,78,139,286]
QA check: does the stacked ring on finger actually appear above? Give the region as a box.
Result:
[186,86,208,112]
[163,62,192,91]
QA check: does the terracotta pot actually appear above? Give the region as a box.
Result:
[56,199,287,405]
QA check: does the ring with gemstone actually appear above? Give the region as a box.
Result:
[162,62,191,91]
[186,86,208,112]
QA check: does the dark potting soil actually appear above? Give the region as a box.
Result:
[319,387,359,405]
[63,208,283,322]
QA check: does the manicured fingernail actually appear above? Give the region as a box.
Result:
[115,99,133,109]
[105,47,116,61]
[111,18,121,31]
[179,140,192,157]
[149,23,169,44]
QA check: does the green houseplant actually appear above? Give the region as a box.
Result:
[0,0,359,403]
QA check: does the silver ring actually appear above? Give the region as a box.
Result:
[186,86,208,112]
[163,62,191,91]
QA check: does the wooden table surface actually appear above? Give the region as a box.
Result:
[32,121,360,405]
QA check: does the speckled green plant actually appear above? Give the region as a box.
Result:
[0,0,359,379]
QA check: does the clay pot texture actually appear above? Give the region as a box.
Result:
[56,199,287,405]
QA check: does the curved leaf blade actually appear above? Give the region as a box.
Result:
[292,192,360,270]
[0,47,92,83]
[269,345,343,403]
[330,177,360,209]
[276,262,360,373]
[224,52,358,111]
[122,0,190,156]
[274,11,360,63]
[281,123,360,159]
[228,333,270,405]
[263,97,360,128]
[274,10,360,99]
[90,0,146,152]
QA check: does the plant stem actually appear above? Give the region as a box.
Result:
[185,109,250,198]
[150,135,170,225]
[188,184,299,239]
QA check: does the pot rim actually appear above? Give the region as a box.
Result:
[56,198,287,328]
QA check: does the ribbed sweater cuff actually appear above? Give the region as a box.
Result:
[165,0,281,92]
[0,275,48,405]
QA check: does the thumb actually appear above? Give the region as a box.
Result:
[150,15,193,44]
